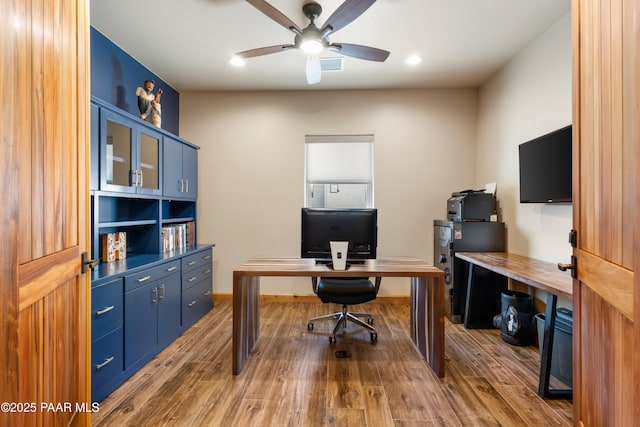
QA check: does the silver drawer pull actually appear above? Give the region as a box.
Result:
[188,277,197,283]
[167,266,177,272]
[95,306,115,316]
[187,300,197,307]
[204,291,211,296]
[204,269,212,275]
[188,261,197,266]
[96,356,114,370]
[204,255,211,260]
[137,275,152,283]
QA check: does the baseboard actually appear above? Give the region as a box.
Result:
[213,293,410,304]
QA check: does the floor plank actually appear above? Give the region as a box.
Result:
[92,301,572,426]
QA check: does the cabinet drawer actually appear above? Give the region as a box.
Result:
[125,260,181,292]
[182,262,213,291]
[181,248,213,274]
[92,278,123,340]
[92,327,124,396]
[182,279,213,329]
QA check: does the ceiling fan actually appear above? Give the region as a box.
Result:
[234,0,390,85]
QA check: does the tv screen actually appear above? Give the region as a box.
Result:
[301,208,377,262]
[519,125,572,203]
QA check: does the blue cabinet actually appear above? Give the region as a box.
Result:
[181,248,214,329]
[99,108,162,196]
[91,277,124,402]
[163,136,198,200]
[124,260,181,368]
[90,97,212,403]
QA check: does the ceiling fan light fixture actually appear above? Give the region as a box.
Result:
[300,38,324,55]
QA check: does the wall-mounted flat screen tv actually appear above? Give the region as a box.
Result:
[519,125,572,203]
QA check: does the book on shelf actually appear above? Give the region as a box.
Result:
[162,222,195,253]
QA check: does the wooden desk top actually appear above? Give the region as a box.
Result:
[455,252,573,300]
[233,256,443,278]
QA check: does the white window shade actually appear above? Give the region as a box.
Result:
[305,135,373,183]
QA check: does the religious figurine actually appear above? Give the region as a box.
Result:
[135,79,163,128]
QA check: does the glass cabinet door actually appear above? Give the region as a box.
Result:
[138,130,160,194]
[99,109,162,195]
[105,120,133,188]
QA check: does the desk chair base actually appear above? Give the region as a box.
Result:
[308,304,378,344]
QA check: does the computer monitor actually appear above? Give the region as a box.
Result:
[301,208,378,263]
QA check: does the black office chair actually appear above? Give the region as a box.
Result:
[307,277,381,344]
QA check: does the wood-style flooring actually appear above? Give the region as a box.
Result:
[92,301,573,426]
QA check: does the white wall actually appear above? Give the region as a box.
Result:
[180,89,478,295]
[476,12,573,304]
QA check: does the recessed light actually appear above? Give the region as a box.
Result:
[229,56,246,67]
[405,55,424,66]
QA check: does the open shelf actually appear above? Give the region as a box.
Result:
[99,196,159,223]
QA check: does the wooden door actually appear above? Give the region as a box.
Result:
[1,0,91,426]
[572,0,638,425]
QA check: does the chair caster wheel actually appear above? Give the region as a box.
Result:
[329,336,336,345]
[370,332,378,342]
[307,323,314,331]
[367,317,374,325]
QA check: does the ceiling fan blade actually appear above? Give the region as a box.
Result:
[246,0,302,33]
[306,56,321,85]
[235,44,295,59]
[320,0,376,35]
[329,43,390,62]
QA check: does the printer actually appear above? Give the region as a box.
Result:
[447,190,496,222]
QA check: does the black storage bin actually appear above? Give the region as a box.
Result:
[498,290,535,346]
[535,308,573,387]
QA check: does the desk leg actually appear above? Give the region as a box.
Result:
[410,276,445,378]
[463,262,474,329]
[538,292,572,399]
[232,274,260,375]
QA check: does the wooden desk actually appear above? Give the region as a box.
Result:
[232,256,445,377]
[455,252,573,399]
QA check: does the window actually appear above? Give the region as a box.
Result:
[304,134,374,208]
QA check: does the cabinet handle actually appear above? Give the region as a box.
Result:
[152,287,158,303]
[204,269,212,275]
[188,261,197,266]
[159,284,165,300]
[188,277,197,283]
[95,306,115,316]
[96,356,114,371]
[204,291,211,296]
[167,266,177,272]
[204,255,211,260]
[138,170,144,187]
[131,170,138,186]
[187,300,197,307]
[137,275,152,283]
[185,179,189,193]
[180,179,184,193]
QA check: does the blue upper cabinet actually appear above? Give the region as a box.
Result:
[163,136,198,200]
[99,108,162,196]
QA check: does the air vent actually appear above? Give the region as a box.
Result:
[320,57,343,72]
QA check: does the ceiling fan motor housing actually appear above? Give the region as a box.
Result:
[303,2,323,20]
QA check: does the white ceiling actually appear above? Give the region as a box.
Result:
[90,0,570,92]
